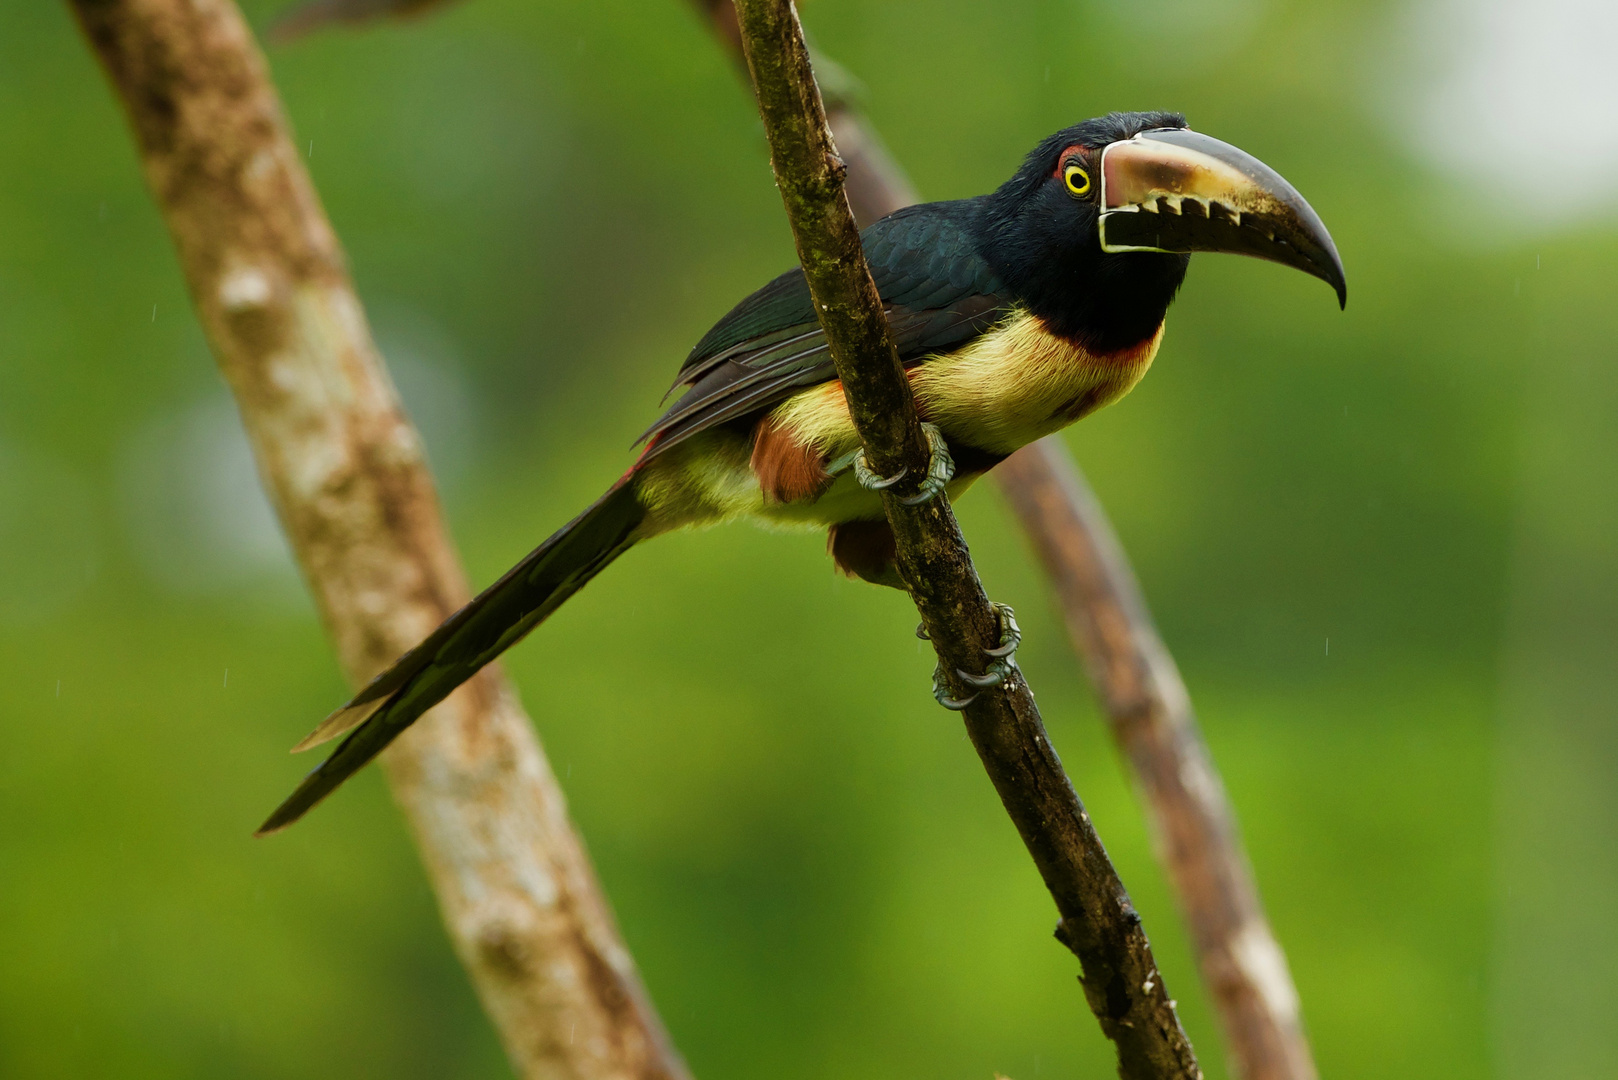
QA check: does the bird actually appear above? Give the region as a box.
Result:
[257,110,1345,835]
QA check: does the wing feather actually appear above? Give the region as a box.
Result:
[641,199,1007,456]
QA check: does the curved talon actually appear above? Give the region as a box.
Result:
[895,423,955,506]
[915,622,930,640]
[983,603,1021,658]
[854,454,907,491]
[856,423,956,505]
[932,666,978,711]
[956,666,1009,689]
[898,485,944,507]
[929,602,1022,709]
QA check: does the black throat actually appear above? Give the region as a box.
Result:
[970,193,1190,356]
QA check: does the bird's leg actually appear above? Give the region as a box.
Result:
[850,422,1005,707]
[931,602,1021,711]
[854,422,955,506]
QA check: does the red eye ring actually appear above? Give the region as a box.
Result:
[1051,144,1089,179]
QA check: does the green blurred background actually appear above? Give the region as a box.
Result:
[3,0,1615,1076]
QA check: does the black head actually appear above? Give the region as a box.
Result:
[975,111,1345,353]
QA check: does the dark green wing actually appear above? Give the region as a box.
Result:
[639,198,1009,454]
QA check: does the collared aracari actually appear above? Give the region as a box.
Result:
[258,111,1345,834]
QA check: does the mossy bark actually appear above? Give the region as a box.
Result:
[731,3,1203,1077]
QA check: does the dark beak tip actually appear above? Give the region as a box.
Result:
[1302,256,1347,310]
[1314,247,1347,310]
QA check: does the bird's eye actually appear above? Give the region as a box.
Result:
[1063,163,1092,197]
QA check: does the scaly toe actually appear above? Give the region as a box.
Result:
[896,422,955,506]
[932,664,978,711]
[955,663,1010,689]
[982,602,1021,659]
[939,602,1020,702]
[853,452,906,491]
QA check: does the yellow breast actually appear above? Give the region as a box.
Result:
[635,309,1165,537]
[909,308,1163,455]
[765,308,1164,463]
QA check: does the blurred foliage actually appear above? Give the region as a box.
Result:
[2,0,1615,1078]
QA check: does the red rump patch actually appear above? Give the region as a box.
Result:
[751,416,832,504]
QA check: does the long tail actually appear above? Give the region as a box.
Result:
[257,479,647,835]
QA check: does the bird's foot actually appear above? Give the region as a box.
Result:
[854,422,955,506]
[931,602,1021,711]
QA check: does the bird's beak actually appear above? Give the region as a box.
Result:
[1100,128,1347,308]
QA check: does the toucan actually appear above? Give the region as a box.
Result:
[258,111,1345,834]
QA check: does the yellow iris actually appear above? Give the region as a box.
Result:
[1063,163,1091,197]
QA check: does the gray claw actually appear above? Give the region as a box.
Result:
[982,603,1021,659]
[854,458,907,490]
[896,423,955,506]
[929,602,1021,709]
[932,666,978,711]
[854,423,955,505]
[956,666,1008,689]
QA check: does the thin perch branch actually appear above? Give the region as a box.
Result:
[695,6,1315,1077]
[730,2,1200,1077]
[997,443,1315,1080]
[66,3,688,1078]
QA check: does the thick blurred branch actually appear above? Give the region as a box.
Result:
[66,3,687,1079]
[731,2,1199,1077]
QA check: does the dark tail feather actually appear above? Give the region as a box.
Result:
[257,479,646,836]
